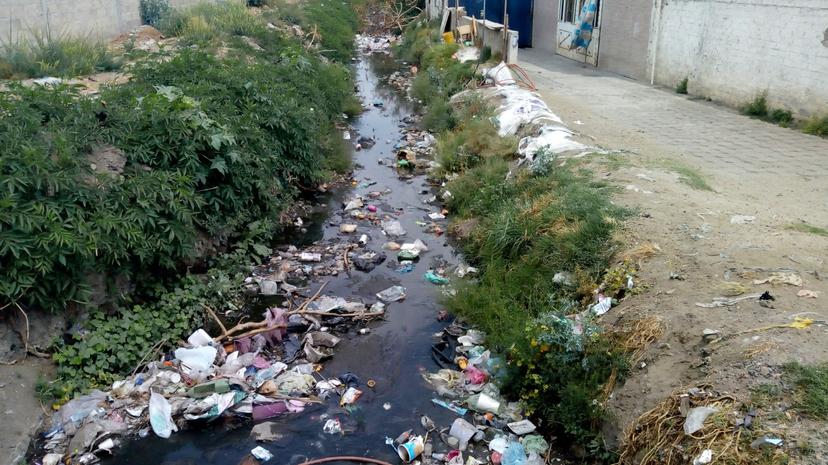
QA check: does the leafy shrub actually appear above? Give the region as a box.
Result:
[1,6,358,313]
[802,114,828,137]
[675,77,688,94]
[769,108,793,126]
[397,19,441,65]
[742,91,769,118]
[0,33,119,79]
[49,254,250,399]
[139,0,171,27]
[422,98,455,132]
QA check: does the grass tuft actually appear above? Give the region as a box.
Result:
[654,159,714,191]
[742,91,769,118]
[675,77,688,95]
[802,114,828,137]
[785,222,828,237]
[784,362,828,419]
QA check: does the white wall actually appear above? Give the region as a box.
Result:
[0,0,236,44]
[532,0,559,53]
[0,0,141,43]
[651,0,828,117]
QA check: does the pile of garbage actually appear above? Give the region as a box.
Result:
[450,65,590,169]
[355,34,399,54]
[37,285,394,465]
[383,323,550,465]
[387,70,412,92]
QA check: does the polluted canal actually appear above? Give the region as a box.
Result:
[47,45,547,465]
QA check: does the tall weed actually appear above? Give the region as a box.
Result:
[0,33,119,79]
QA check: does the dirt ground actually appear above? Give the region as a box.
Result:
[518,51,828,463]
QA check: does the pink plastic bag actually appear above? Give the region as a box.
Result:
[464,366,488,385]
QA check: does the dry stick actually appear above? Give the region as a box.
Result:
[13,301,29,358]
[131,338,168,377]
[6,302,49,360]
[203,304,228,339]
[295,281,328,313]
[226,324,288,341]
[342,245,353,273]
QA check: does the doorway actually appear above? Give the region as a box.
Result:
[555,0,601,65]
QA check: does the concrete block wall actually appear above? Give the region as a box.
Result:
[0,0,233,44]
[531,0,559,54]
[0,0,141,43]
[598,0,651,81]
[652,0,828,117]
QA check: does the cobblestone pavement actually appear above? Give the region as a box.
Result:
[519,49,828,186]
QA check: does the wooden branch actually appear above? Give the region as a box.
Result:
[203,304,228,339]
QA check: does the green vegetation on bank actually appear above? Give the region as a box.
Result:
[785,362,828,419]
[2,1,360,398]
[785,222,828,237]
[802,114,828,137]
[399,21,632,460]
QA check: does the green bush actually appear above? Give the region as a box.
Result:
[675,77,688,94]
[139,0,171,27]
[262,0,360,63]
[1,7,358,313]
[0,33,119,79]
[802,114,828,137]
[768,108,793,126]
[742,91,769,118]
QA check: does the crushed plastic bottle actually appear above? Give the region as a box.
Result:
[377,285,406,302]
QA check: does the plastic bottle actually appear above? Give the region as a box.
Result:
[466,393,501,414]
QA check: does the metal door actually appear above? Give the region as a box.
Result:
[555,0,601,65]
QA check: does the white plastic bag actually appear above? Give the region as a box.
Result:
[149,392,178,438]
[684,406,718,435]
[187,329,213,347]
[174,346,217,374]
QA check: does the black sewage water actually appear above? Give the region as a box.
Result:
[104,53,466,465]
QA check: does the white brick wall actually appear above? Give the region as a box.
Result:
[652,0,828,116]
[0,0,239,44]
[532,0,560,53]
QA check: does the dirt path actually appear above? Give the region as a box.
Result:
[519,49,828,459]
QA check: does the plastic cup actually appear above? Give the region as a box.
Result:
[397,435,425,462]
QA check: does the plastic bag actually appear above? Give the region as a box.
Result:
[502,441,527,465]
[149,392,178,438]
[381,220,406,237]
[684,406,718,435]
[175,346,217,373]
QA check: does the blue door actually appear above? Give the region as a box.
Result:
[460,0,534,47]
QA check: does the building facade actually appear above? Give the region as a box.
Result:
[532,0,828,117]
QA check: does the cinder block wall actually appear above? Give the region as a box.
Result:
[531,0,559,53]
[0,0,237,44]
[597,0,652,81]
[0,0,141,43]
[652,0,828,117]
